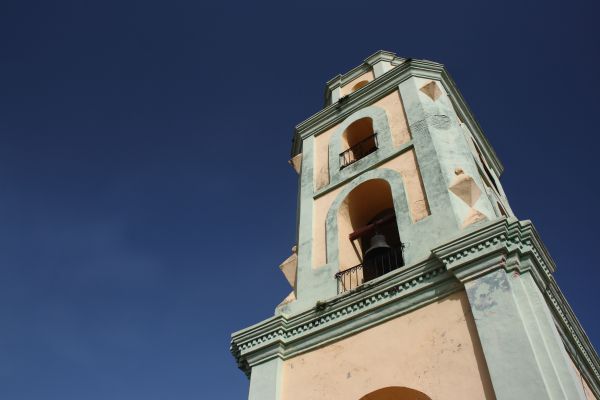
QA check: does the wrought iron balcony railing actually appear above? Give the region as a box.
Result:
[339,133,378,169]
[335,245,405,294]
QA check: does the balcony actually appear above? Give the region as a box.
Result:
[335,245,404,294]
[339,132,378,169]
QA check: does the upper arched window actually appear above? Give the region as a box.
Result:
[339,118,378,169]
[351,80,369,92]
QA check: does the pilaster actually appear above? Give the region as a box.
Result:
[248,358,283,400]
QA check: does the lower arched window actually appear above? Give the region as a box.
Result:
[335,179,405,293]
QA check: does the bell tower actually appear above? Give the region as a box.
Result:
[231,51,600,400]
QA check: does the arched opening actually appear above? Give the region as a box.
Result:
[336,179,404,292]
[359,386,432,400]
[340,117,378,169]
[351,80,369,92]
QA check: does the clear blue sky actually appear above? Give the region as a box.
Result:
[0,1,598,399]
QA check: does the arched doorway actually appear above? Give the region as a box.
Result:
[359,386,432,400]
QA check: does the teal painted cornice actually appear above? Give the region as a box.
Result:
[230,259,457,377]
[324,50,401,91]
[291,57,504,177]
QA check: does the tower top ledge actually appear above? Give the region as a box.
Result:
[323,50,408,104]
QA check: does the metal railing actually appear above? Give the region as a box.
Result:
[335,245,404,294]
[339,133,378,169]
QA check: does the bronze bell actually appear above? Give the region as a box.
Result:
[364,233,391,257]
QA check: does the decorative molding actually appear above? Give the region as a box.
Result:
[547,286,600,397]
[324,50,401,91]
[433,217,554,278]
[231,260,455,377]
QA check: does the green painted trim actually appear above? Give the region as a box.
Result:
[547,286,600,397]
[322,51,402,106]
[247,357,282,400]
[231,258,457,376]
[324,50,400,91]
[313,142,414,200]
[290,136,318,313]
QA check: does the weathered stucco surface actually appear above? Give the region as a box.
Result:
[281,291,495,400]
[372,90,411,147]
[382,150,429,221]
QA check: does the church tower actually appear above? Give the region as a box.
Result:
[230,51,600,400]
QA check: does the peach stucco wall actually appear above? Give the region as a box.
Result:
[341,71,375,97]
[382,150,429,222]
[311,149,429,268]
[281,291,496,400]
[372,90,411,147]
[314,125,337,190]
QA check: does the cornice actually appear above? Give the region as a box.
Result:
[433,217,556,280]
[547,284,600,397]
[364,50,397,66]
[324,50,401,90]
[230,259,456,377]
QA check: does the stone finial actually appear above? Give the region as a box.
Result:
[279,250,298,289]
[289,153,302,174]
